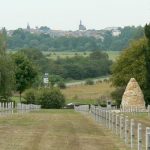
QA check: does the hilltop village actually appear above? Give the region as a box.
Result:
[6,21,121,39]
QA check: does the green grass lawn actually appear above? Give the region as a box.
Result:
[44,51,120,61]
[0,109,129,150]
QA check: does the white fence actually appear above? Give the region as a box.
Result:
[75,105,150,150]
[0,102,41,115]
[0,102,14,115]
[17,103,41,113]
[120,106,148,113]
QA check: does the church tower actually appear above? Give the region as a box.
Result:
[79,20,86,31]
[27,23,30,32]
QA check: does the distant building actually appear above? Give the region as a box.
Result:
[104,27,121,37]
[79,20,86,31]
[27,23,31,32]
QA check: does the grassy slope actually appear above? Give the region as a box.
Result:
[0,110,128,150]
[62,82,115,104]
[12,82,115,105]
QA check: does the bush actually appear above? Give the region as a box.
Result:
[96,95,109,107]
[111,87,125,106]
[23,88,38,104]
[23,87,65,108]
[39,88,65,109]
[85,79,94,85]
[49,75,64,87]
[57,81,66,89]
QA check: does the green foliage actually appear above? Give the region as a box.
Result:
[0,30,7,53]
[20,48,50,72]
[23,87,65,108]
[145,23,150,41]
[23,88,37,104]
[49,75,64,87]
[57,81,66,89]
[12,52,38,98]
[111,87,125,106]
[49,51,112,80]
[109,26,144,51]
[38,88,65,109]
[111,38,147,88]
[144,23,150,103]
[0,33,15,100]
[0,54,15,99]
[85,79,94,85]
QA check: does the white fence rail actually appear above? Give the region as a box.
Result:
[75,105,150,150]
[0,102,41,115]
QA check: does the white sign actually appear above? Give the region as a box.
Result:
[43,77,49,84]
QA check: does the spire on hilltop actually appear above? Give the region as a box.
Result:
[27,23,30,31]
[80,20,82,25]
[79,20,86,31]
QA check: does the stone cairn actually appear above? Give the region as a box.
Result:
[121,78,145,110]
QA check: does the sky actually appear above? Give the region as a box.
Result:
[0,0,150,30]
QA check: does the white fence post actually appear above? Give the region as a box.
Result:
[109,111,111,129]
[120,115,124,138]
[146,127,150,150]
[124,116,129,144]
[106,110,108,128]
[116,114,119,135]
[130,119,135,149]
[138,123,142,150]
[112,113,115,132]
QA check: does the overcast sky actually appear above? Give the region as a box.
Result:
[0,0,150,30]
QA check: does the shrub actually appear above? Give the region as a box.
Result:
[85,79,94,85]
[57,81,66,89]
[23,88,38,104]
[39,88,65,109]
[96,95,109,107]
[111,87,125,106]
[49,75,64,87]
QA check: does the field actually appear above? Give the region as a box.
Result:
[0,109,128,150]
[12,81,115,105]
[61,82,115,104]
[44,51,120,61]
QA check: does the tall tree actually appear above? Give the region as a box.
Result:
[144,23,150,103]
[12,52,38,102]
[111,38,148,104]
[0,29,7,54]
[0,32,15,100]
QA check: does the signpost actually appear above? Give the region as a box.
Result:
[43,73,49,87]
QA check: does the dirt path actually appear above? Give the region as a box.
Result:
[0,110,128,150]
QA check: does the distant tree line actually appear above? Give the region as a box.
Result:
[20,48,112,80]
[7,26,144,51]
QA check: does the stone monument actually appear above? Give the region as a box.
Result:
[121,78,145,108]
